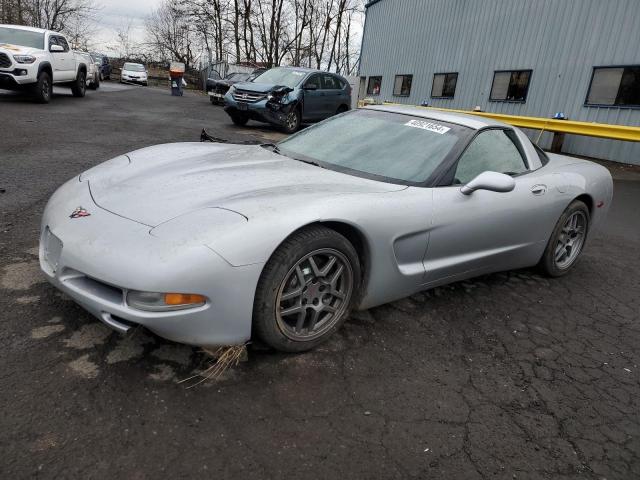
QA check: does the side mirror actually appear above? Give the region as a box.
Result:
[304,84,318,91]
[50,44,64,52]
[460,171,515,195]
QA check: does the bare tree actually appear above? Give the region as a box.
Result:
[146,0,199,69]
[1,0,99,46]
[144,0,363,74]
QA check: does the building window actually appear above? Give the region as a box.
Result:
[586,66,640,107]
[367,76,382,95]
[393,75,412,96]
[490,70,532,102]
[431,73,458,98]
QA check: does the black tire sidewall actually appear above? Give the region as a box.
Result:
[34,72,52,103]
[230,113,249,126]
[539,200,590,277]
[253,226,361,352]
[72,71,86,97]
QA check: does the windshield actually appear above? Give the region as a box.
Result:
[277,110,472,185]
[0,27,44,49]
[252,68,308,88]
[123,63,145,72]
[226,73,249,81]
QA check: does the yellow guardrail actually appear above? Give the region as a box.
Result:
[356,100,640,142]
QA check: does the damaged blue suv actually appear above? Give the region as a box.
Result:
[224,67,351,133]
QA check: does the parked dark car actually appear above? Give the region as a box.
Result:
[224,67,351,133]
[207,72,253,104]
[90,52,111,80]
[207,69,266,105]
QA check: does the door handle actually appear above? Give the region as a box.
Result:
[531,184,547,195]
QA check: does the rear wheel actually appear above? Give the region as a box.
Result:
[230,112,249,126]
[33,71,52,103]
[538,200,590,277]
[210,96,218,105]
[336,104,349,115]
[71,71,86,97]
[253,226,360,352]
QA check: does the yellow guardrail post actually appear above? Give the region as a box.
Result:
[367,102,640,143]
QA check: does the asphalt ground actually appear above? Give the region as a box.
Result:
[1,83,639,479]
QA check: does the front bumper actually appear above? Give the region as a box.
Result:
[121,76,147,85]
[224,93,294,126]
[39,177,263,346]
[0,66,37,88]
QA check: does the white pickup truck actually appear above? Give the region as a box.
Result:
[0,24,90,103]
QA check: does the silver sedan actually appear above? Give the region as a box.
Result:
[39,106,613,352]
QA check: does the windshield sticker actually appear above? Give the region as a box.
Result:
[404,120,451,134]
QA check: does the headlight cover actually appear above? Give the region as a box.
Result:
[13,55,36,64]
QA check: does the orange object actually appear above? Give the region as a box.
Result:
[164,293,206,306]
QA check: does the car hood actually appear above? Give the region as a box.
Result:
[0,43,41,55]
[84,142,403,226]
[233,82,291,93]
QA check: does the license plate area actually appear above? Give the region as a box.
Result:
[237,102,248,111]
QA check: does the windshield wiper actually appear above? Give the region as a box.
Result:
[261,143,282,155]
[294,158,322,167]
[262,144,323,168]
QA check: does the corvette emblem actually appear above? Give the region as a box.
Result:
[70,206,91,219]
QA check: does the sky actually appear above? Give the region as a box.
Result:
[93,0,159,55]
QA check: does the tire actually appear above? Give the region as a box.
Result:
[33,71,52,103]
[282,107,301,134]
[336,104,349,115]
[89,74,99,90]
[210,97,218,105]
[71,71,86,97]
[538,200,590,277]
[99,71,104,81]
[253,226,361,352]
[230,112,249,126]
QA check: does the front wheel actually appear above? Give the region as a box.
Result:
[229,112,249,126]
[282,108,301,134]
[33,71,52,103]
[253,226,360,352]
[71,71,86,97]
[538,200,590,277]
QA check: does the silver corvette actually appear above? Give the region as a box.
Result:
[40,106,613,352]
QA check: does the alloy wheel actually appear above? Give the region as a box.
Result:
[276,248,353,341]
[286,111,298,131]
[42,78,50,100]
[554,211,587,269]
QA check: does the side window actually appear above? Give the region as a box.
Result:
[304,74,321,89]
[53,36,69,52]
[321,75,339,90]
[48,36,58,49]
[453,129,527,185]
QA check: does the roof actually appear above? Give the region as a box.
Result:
[364,104,508,130]
[0,24,49,34]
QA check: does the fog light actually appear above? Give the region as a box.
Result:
[127,290,207,311]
